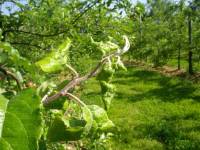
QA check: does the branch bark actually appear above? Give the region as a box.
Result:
[0,66,22,90]
[42,36,130,106]
[42,56,108,106]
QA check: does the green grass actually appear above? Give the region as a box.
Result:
[81,67,200,150]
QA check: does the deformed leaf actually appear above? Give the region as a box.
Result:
[88,105,115,132]
[102,92,115,110]
[99,81,115,110]
[100,81,115,94]
[114,58,127,71]
[36,38,71,73]
[91,37,119,55]
[97,62,115,82]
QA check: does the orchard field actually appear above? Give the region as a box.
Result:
[0,0,200,150]
[82,67,200,149]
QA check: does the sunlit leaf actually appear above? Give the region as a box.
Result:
[36,38,71,73]
[88,105,115,132]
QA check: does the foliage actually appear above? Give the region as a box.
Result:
[0,89,42,150]
[0,42,32,71]
[0,39,127,150]
[0,17,128,148]
[0,40,37,93]
[1,0,200,149]
[128,0,200,71]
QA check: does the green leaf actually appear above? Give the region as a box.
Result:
[47,116,85,142]
[0,95,8,137]
[0,28,2,40]
[36,38,71,73]
[88,105,115,132]
[47,104,93,142]
[82,105,93,134]
[0,53,7,64]
[0,89,43,150]
[0,138,12,150]
[0,42,33,73]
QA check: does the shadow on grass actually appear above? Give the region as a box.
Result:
[110,68,200,149]
[82,67,200,149]
[83,68,200,103]
[129,84,195,102]
[114,69,199,103]
[115,68,161,80]
[132,113,200,149]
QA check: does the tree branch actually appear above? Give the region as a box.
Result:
[0,66,22,90]
[42,56,108,106]
[42,36,130,106]
[3,0,99,37]
[71,0,99,25]
[3,29,64,37]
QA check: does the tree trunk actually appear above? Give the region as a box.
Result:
[188,15,193,74]
[178,48,181,70]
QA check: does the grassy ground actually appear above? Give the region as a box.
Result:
[81,67,200,150]
[167,58,200,72]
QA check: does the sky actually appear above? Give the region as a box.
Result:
[0,0,148,15]
[0,0,27,15]
[1,0,186,15]
[132,0,147,4]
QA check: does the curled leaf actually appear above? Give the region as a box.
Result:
[91,37,119,55]
[36,38,71,73]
